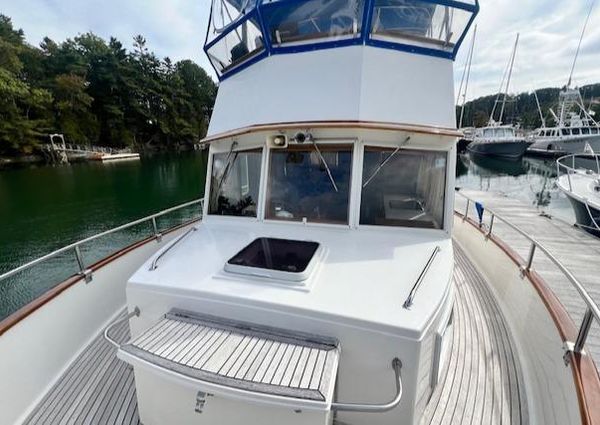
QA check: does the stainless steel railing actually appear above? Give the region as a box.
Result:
[0,198,204,285]
[456,190,600,360]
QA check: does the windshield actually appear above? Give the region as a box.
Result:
[209,148,263,217]
[266,144,353,224]
[360,147,446,229]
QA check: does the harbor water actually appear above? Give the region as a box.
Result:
[0,152,208,320]
[0,151,574,320]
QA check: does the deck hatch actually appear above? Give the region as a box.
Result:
[120,309,339,402]
[224,237,321,282]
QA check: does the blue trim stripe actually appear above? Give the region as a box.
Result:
[207,0,479,81]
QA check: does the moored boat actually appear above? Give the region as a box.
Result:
[467,34,529,160]
[467,124,530,159]
[556,151,600,236]
[528,1,600,156]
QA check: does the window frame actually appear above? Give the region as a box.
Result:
[262,141,357,227]
[356,142,450,232]
[204,143,266,221]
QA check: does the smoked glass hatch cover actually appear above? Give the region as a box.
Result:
[225,237,320,282]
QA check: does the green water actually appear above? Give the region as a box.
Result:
[0,150,577,321]
[0,152,208,320]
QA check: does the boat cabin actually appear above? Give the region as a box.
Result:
[474,125,517,139]
[119,1,478,425]
[536,126,600,138]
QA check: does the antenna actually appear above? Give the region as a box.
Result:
[457,25,477,128]
[567,0,596,88]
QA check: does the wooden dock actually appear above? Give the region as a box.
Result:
[455,189,600,370]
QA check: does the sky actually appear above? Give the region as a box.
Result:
[2,0,600,101]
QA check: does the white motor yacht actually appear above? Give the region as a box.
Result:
[528,2,600,156]
[1,1,600,425]
[557,151,600,236]
[528,88,600,156]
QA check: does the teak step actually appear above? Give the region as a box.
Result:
[119,309,340,402]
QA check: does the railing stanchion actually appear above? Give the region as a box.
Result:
[525,242,536,272]
[152,217,162,242]
[463,199,470,222]
[574,308,594,354]
[486,214,495,239]
[74,245,92,283]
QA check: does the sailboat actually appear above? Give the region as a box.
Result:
[467,34,530,160]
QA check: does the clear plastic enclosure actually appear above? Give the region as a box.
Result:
[204,0,477,78]
[370,0,471,52]
[262,0,365,47]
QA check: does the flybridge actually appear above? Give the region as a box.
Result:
[205,0,479,79]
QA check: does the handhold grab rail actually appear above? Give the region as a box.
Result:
[331,358,402,413]
[149,226,198,271]
[104,307,140,349]
[403,246,441,309]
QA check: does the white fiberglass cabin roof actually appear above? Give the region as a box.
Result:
[204,0,479,79]
[128,219,453,340]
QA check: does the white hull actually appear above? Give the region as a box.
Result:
[528,134,600,155]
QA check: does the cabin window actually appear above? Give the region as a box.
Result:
[266,144,353,224]
[370,0,472,53]
[572,128,580,135]
[209,147,263,217]
[562,129,570,136]
[483,129,492,137]
[582,128,590,135]
[592,128,599,135]
[360,147,446,229]
[262,0,365,47]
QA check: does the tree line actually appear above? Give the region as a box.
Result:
[0,15,217,156]
[458,84,600,129]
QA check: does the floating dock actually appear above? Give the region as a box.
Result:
[455,189,600,369]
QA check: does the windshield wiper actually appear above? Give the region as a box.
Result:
[312,141,338,192]
[362,136,411,188]
[213,141,239,202]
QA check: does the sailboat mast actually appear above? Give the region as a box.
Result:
[499,33,519,124]
[533,90,546,128]
[567,0,596,88]
[458,25,477,129]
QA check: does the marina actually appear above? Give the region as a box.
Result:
[1,0,600,424]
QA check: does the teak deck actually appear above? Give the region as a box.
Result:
[120,309,339,402]
[24,245,527,424]
[456,189,600,369]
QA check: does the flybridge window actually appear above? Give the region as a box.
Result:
[360,147,446,229]
[370,0,472,52]
[266,144,353,224]
[262,0,365,47]
[209,147,263,217]
[206,0,264,75]
[206,19,265,74]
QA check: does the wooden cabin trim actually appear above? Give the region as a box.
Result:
[455,211,600,425]
[200,120,463,144]
[0,219,200,337]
